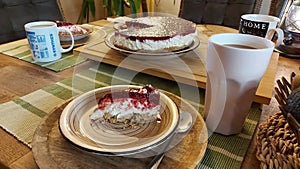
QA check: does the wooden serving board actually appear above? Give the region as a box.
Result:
[73,24,279,104]
[32,92,208,169]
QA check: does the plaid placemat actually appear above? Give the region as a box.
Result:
[0,63,261,168]
[0,38,87,72]
[0,25,106,72]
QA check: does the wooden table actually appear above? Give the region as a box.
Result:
[75,21,278,105]
[0,20,299,168]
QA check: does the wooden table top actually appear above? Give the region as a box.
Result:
[75,21,278,105]
[0,20,299,168]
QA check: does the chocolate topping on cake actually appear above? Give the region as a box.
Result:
[115,16,196,41]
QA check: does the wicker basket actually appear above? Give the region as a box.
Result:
[274,72,300,145]
[256,72,300,169]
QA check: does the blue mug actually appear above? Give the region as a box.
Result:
[24,21,74,62]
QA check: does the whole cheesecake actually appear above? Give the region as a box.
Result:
[113,16,197,51]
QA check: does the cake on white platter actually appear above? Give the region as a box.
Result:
[113,16,197,52]
[90,85,161,127]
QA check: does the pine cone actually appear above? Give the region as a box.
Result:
[285,87,300,123]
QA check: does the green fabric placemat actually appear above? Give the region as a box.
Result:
[0,38,87,72]
[0,63,261,168]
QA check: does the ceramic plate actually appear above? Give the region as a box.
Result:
[59,25,92,42]
[275,42,300,58]
[104,32,200,60]
[59,85,179,156]
[113,22,129,30]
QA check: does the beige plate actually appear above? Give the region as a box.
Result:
[32,90,207,169]
[59,85,179,156]
[104,32,200,60]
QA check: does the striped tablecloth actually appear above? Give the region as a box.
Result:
[0,62,261,169]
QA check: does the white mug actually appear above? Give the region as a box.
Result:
[24,21,74,62]
[204,33,274,135]
[239,14,283,47]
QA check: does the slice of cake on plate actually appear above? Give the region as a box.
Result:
[55,21,91,41]
[90,85,161,127]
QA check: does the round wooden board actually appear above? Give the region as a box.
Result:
[32,91,208,169]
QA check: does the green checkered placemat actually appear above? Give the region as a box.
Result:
[0,38,87,72]
[0,63,261,168]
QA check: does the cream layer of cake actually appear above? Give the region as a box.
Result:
[90,85,161,126]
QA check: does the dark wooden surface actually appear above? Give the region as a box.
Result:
[0,21,299,168]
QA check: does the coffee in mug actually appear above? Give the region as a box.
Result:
[239,14,283,47]
[204,33,275,135]
[24,21,74,62]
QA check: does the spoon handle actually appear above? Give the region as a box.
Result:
[147,111,193,169]
[148,153,165,169]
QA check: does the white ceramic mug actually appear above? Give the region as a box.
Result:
[204,33,274,135]
[239,14,283,47]
[24,21,74,62]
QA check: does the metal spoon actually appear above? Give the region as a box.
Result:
[147,111,193,169]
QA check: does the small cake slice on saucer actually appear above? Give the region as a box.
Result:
[55,21,91,41]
